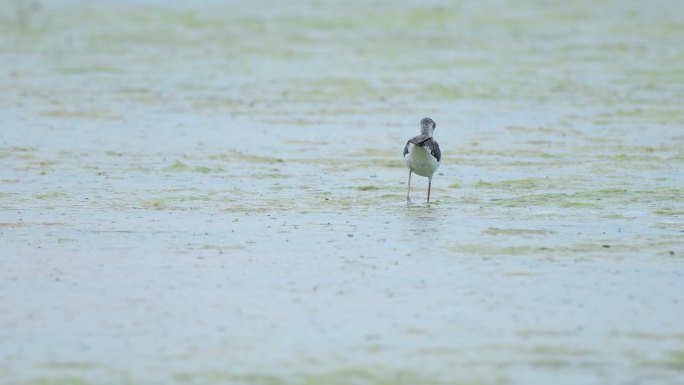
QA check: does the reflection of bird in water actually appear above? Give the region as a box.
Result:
[403,117,441,204]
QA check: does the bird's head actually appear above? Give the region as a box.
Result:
[420,117,436,137]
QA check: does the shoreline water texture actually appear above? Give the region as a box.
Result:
[1,0,683,384]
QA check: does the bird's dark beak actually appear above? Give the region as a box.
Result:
[433,123,436,129]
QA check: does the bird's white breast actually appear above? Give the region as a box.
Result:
[404,143,440,177]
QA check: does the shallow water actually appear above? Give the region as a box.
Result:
[1,0,684,384]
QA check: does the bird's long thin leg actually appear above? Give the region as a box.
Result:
[406,169,412,204]
[427,176,432,202]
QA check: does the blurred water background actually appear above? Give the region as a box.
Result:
[1,0,683,384]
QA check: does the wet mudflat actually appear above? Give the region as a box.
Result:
[1,0,683,384]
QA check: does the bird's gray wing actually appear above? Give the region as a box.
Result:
[409,134,431,145]
[428,139,441,162]
[404,134,431,157]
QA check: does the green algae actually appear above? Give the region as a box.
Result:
[357,186,381,191]
[16,378,91,385]
[171,367,489,385]
[653,208,684,216]
[489,193,600,209]
[58,66,120,75]
[41,362,96,370]
[661,351,684,369]
[193,166,225,174]
[191,97,248,112]
[0,146,36,155]
[34,192,70,200]
[293,78,382,101]
[40,110,122,120]
[380,193,404,199]
[598,108,684,125]
[453,242,640,257]
[484,227,557,236]
[165,162,224,174]
[141,199,167,210]
[119,87,171,105]
[208,152,284,164]
[526,345,596,356]
[459,149,558,159]
[457,195,482,204]
[653,222,683,230]
[617,331,681,341]
[503,271,537,277]
[201,244,244,253]
[475,179,540,190]
[635,350,684,371]
[0,222,26,228]
[559,201,598,208]
[166,162,190,171]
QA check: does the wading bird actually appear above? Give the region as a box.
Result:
[403,117,441,204]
